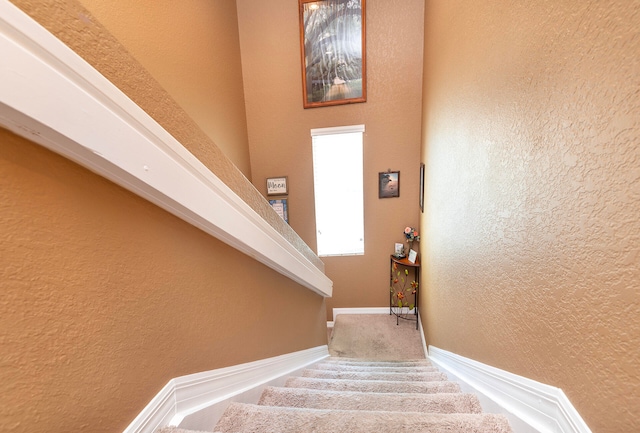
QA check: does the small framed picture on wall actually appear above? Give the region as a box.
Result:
[379,171,400,198]
[266,176,288,196]
[269,198,289,224]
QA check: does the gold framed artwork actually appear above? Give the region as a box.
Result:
[298,0,366,108]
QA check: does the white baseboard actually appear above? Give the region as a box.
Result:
[418,315,428,359]
[123,345,329,433]
[332,306,420,322]
[428,346,592,433]
[332,307,389,322]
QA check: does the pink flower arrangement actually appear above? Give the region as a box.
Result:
[404,226,420,242]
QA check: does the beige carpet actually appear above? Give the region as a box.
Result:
[300,368,448,381]
[284,375,462,394]
[213,403,512,433]
[158,428,208,433]
[329,313,425,360]
[258,386,483,413]
[157,315,513,433]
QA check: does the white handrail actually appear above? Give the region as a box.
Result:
[0,0,332,297]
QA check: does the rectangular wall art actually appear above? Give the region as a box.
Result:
[379,171,400,198]
[269,199,289,223]
[298,0,366,108]
[266,176,288,196]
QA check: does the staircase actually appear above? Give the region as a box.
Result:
[158,357,513,433]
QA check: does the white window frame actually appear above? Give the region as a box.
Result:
[311,124,365,257]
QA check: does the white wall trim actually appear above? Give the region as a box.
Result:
[0,0,331,297]
[332,306,420,322]
[428,346,592,433]
[332,307,389,322]
[418,313,428,359]
[310,124,365,136]
[123,345,329,433]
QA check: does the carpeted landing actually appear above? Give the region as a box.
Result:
[157,357,513,433]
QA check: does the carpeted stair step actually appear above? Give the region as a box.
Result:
[157,428,208,433]
[258,386,482,413]
[301,368,448,382]
[320,357,432,367]
[212,402,513,433]
[285,376,462,394]
[157,316,514,433]
[312,362,440,373]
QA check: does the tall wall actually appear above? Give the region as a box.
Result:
[420,1,640,432]
[237,0,425,319]
[1,2,327,433]
[76,0,252,177]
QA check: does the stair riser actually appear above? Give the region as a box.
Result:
[312,364,439,373]
[285,377,462,394]
[320,359,432,367]
[301,369,448,382]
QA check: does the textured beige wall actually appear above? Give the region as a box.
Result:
[77,0,252,177]
[1,132,327,433]
[237,0,425,319]
[1,2,327,433]
[421,1,640,432]
[9,0,323,269]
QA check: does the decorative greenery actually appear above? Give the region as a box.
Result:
[390,262,418,310]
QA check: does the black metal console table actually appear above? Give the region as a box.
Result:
[389,255,420,329]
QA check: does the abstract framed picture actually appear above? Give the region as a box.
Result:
[379,171,400,198]
[298,0,366,108]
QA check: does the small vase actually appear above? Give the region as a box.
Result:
[406,241,413,256]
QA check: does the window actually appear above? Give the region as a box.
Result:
[311,125,365,256]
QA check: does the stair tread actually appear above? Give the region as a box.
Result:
[213,402,512,433]
[157,427,209,433]
[301,368,448,382]
[323,357,432,366]
[259,386,482,413]
[285,376,462,394]
[313,362,440,372]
